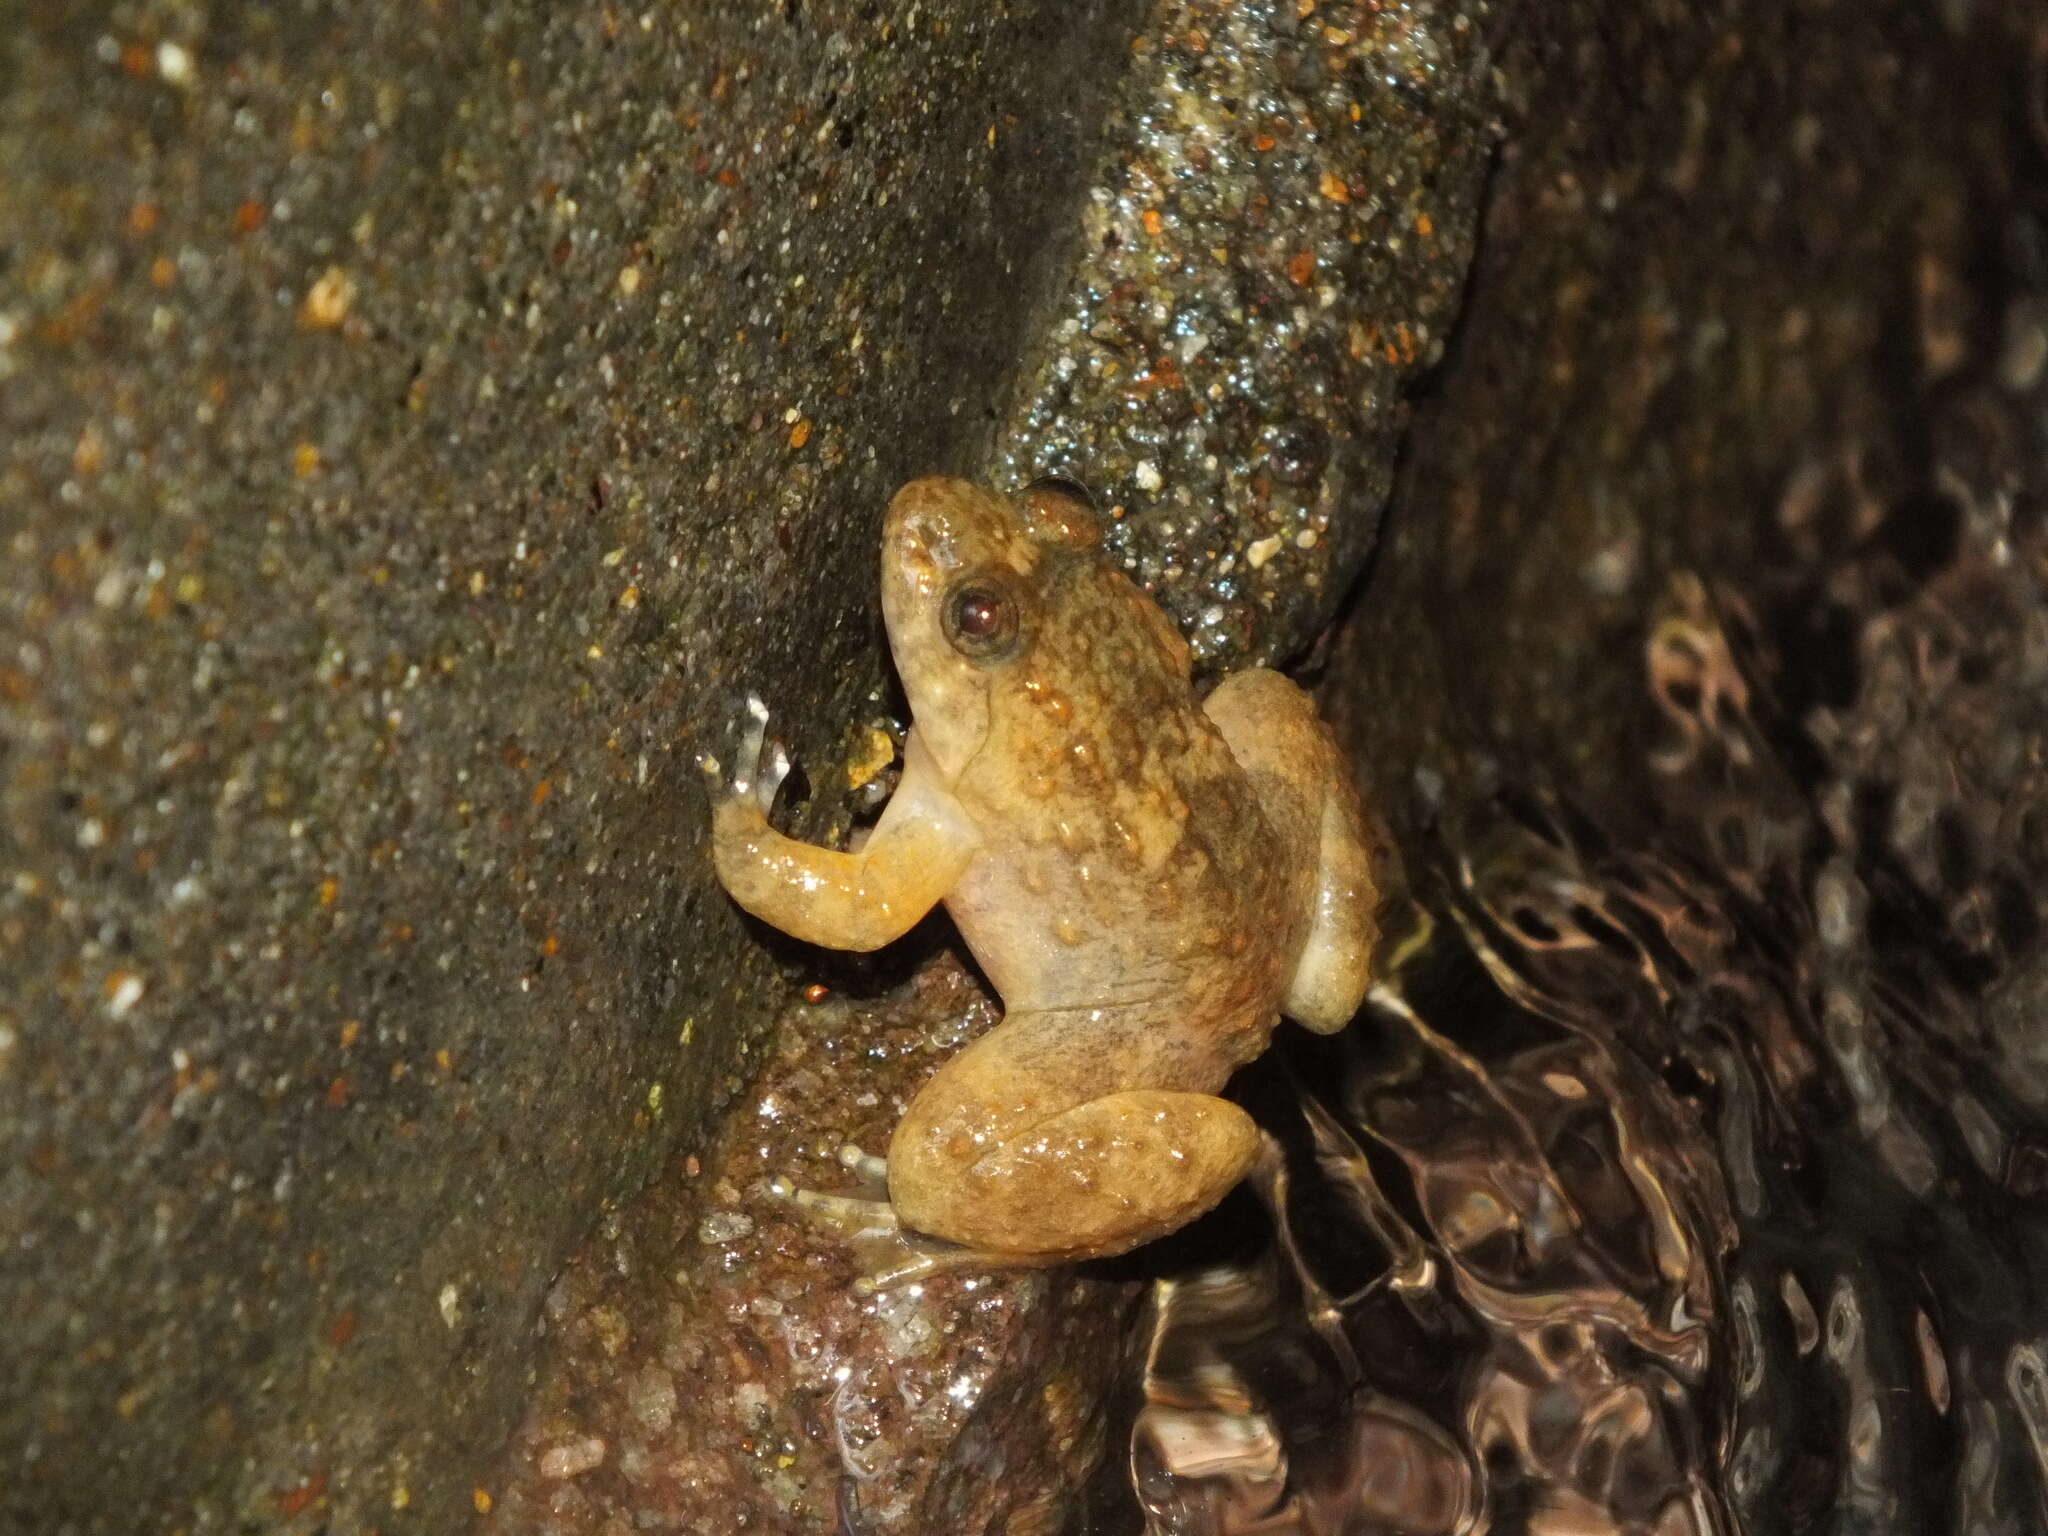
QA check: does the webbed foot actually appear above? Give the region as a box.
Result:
[770,1143,998,1293]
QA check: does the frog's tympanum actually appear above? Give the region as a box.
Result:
[707,477,1382,1277]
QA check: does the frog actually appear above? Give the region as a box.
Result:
[704,475,1385,1278]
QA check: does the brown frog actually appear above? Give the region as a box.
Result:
[705,476,1383,1275]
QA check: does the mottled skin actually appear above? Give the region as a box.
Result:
[708,477,1381,1268]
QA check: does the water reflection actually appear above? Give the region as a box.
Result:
[1135,507,2048,1531]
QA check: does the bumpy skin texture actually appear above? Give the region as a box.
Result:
[710,477,1381,1264]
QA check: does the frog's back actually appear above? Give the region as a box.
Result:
[943,555,1314,1058]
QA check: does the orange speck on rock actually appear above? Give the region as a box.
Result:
[327,1308,359,1347]
[473,1488,494,1515]
[1287,250,1315,286]
[275,1474,327,1517]
[1318,170,1350,204]
[233,199,266,236]
[318,878,339,907]
[436,1048,453,1072]
[787,417,812,450]
[72,425,105,477]
[1141,208,1163,237]
[339,1019,361,1048]
[128,203,159,236]
[293,442,320,478]
[542,934,560,958]
[532,778,552,806]
[1252,132,1277,152]
[120,44,152,77]
[803,983,830,1003]
[150,255,176,288]
[1415,211,1435,238]
[39,280,112,346]
[325,1075,351,1108]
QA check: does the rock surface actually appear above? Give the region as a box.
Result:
[2,2,1143,1527]
[0,0,1495,1530]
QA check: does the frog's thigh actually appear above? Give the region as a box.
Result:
[886,1020,1258,1261]
[892,1089,1259,1260]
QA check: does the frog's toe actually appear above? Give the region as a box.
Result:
[699,694,788,810]
[731,693,771,795]
[755,738,792,814]
[772,1177,897,1231]
[835,1142,890,1188]
[769,1172,989,1292]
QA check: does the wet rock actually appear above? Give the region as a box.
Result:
[490,958,1139,1535]
[0,0,1501,1529]
[994,0,1498,670]
[0,1,1145,1528]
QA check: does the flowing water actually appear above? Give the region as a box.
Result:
[1129,330,2048,1534]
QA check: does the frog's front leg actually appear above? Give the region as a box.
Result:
[885,1010,1263,1264]
[703,699,979,951]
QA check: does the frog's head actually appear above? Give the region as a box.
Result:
[880,476,1102,780]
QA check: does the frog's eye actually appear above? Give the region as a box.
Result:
[941,577,1022,663]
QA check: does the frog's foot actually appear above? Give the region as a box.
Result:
[769,1145,1001,1293]
[697,693,792,817]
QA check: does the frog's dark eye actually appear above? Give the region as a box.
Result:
[941,577,1022,663]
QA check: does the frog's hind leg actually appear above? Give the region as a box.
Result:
[887,1017,1262,1262]
[1204,666,1384,1033]
[770,1176,980,1291]
[893,1087,1261,1261]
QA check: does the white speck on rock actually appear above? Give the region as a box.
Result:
[697,1211,754,1244]
[628,1365,677,1433]
[539,1436,607,1480]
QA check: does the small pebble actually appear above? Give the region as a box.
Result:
[540,1437,607,1480]
[696,1211,754,1244]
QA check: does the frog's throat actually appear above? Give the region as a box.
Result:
[896,678,991,783]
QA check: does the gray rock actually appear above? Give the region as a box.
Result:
[0,0,1494,1528]
[1,2,1139,1527]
